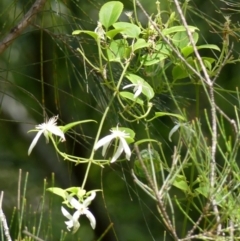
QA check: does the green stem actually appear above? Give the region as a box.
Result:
[81,60,131,189]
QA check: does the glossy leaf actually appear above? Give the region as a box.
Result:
[113,22,141,38]
[133,38,150,51]
[120,91,144,105]
[60,120,97,133]
[99,1,123,29]
[125,73,155,100]
[107,39,130,62]
[47,187,66,199]
[162,25,199,36]
[72,30,99,41]
[173,175,190,192]
[172,31,199,48]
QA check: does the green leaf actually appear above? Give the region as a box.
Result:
[172,57,196,80]
[65,187,86,198]
[113,22,141,38]
[141,53,167,66]
[133,38,150,51]
[125,73,155,100]
[155,112,185,120]
[99,1,123,29]
[72,30,99,41]
[47,187,66,199]
[162,25,199,36]
[197,44,221,51]
[120,91,144,105]
[107,39,130,62]
[60,119,97,133]
[106,28,125,39]
[134,148,161,178]
[172,31,199,48]
[173,175,190,193]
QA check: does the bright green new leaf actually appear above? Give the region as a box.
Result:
[47,187,66,199]
[173,175,190,193]
[99,1,123,29]
[65,187,86,198]
[106,28,125,39]
[197,44,221,51]
[133,38,150,51]
[113,22,141,38]
[162,25,199,36]
[60,119,97,133]
[119,91,144,105]
[147,112,185,122]
[72,30,99,41]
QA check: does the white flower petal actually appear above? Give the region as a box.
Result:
[133,84,142,98]
[95,134,116,157]
[123,83,134,89]
[84,192,96,206]
[28,129,44,155]
[168,123,181,142]
[119,137,131,160]
[85,209,96,229]
[47,125,65,141]
[61,207,80,233]
[111,141,123,163]
[68,196,81,210]
[61,206,71,219]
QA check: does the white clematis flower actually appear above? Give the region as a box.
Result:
[62,192,96,232]
[28,115,65,155]
[123,81,143,98]
[94,128,131,163]
[62,192,96,233]
[61,206,80,233]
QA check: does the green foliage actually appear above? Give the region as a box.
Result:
[2,0,240,240]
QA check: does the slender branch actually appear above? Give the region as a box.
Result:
[134,144,179,241]
[0,0,47,55]
[136,0,208,85]
[0,192,12,241]
[172,0,220,234]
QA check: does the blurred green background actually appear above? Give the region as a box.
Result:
[0,0,240,240]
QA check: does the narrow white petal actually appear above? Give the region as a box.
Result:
[111,141,123,163]
[123,83,134,89]
[85,210,96,229]
[72,221,80,234]
[28,129,44,155]
[72,210,81,220]
[94,134,115,151]
[133,85,142,98]
[47,125,65,141]
[68,196,81,210]
[102,142,110,157]
[119,137,131,160]
[168,123,181,142]
[61,206,72,219]
[83,192,96,207]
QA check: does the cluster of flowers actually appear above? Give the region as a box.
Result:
[28,115,133,232]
